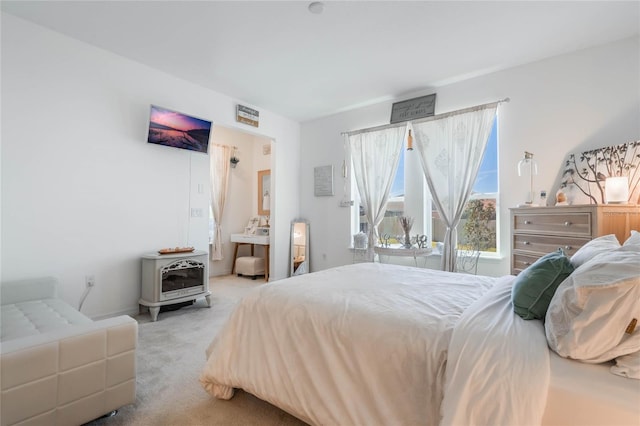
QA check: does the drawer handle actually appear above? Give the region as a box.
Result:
[564,245,572,250]
[523,241,531,245]
[523,262,531,266]
[564,221,572,226]
[524,220,532,225]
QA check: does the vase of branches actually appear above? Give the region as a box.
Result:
[398,216,414,248]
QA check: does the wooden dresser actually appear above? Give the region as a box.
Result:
[510,205,640,275]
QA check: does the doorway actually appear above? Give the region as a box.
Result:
[208,126,273,277]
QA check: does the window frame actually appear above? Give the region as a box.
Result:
[350,117,500,258]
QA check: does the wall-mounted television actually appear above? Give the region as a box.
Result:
[147,105,212,154]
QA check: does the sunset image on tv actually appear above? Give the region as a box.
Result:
[147,105,212,154]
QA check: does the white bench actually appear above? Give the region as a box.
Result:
[0,277,137,426]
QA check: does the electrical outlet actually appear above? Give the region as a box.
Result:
[85,275,95,287]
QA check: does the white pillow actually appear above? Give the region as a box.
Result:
[570,234,620,268]
[611,351,640,379]
[623,230,640,248]
[546,246,640,363]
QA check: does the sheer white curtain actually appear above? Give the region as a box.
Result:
[348,125,406,254]
[412,104,498,272]
[209,144,232,261]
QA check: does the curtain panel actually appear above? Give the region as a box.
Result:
[348,125,406,255]
[209,144,232,261]
[412,105,498,271]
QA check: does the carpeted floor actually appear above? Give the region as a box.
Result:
[86,275,307,426]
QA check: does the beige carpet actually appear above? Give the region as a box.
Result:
[86,275,308,426]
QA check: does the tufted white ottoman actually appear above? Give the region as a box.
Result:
[235,256,265,279]
[0,276,137,426]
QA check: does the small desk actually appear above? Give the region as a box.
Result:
[230,234,270,281]
[374,245,433,267]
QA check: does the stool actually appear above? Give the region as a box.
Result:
[235,256,265,279]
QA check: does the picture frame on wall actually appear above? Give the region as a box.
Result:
[314,165,334,196]
[390,93,436,124]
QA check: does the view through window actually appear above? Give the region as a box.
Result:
[355,119,498,253]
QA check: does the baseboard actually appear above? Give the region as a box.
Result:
[209,270,233,278]
[91,306,140,321]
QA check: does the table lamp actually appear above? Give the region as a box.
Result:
[517,151,538,207]
[605,176,629,204]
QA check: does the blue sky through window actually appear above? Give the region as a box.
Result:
[473,119,498,194]
[390,149,405,197]
[389,119,498,197]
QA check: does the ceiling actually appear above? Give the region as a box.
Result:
[2,1,638,123]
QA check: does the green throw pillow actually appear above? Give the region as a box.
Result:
[512,249,574,320]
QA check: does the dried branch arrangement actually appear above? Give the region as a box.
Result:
[398,216,414,248]
[398,216,414,234]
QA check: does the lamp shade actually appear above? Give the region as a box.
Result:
[517,151,538,206]
[606,176,629,204]
[517,152,538,177]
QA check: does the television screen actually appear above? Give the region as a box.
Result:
[147,105,212,154]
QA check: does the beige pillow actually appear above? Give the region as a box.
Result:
[546,246,640,363]
[623,230,640,248]
[570,234,620,268]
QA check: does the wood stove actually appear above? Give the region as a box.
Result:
[140,250,210,321]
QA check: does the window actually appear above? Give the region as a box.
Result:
[375,148,406,243]
[354,133,430,245]
[353,119,499,253]
[433,119,498,253]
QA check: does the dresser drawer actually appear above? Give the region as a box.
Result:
[512,234,589,257]
[512,212,591,236]
[511,253,541,275]
[510,205,638,276]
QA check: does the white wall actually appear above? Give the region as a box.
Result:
[0,13,300,318]
[300,36,640,276]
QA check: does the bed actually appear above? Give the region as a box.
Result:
[200,240,640,425]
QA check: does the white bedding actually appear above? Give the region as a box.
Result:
[200,262,640,425]
[441,276,550,426]
[200,262,496,425]
[543,352,640,426]
[441,276,640,426]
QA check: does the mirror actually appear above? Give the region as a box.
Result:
[290,219,310,276]
[258,169,271,216]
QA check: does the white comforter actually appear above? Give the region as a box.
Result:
[200,263,496,425]
[441,276,550,426]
